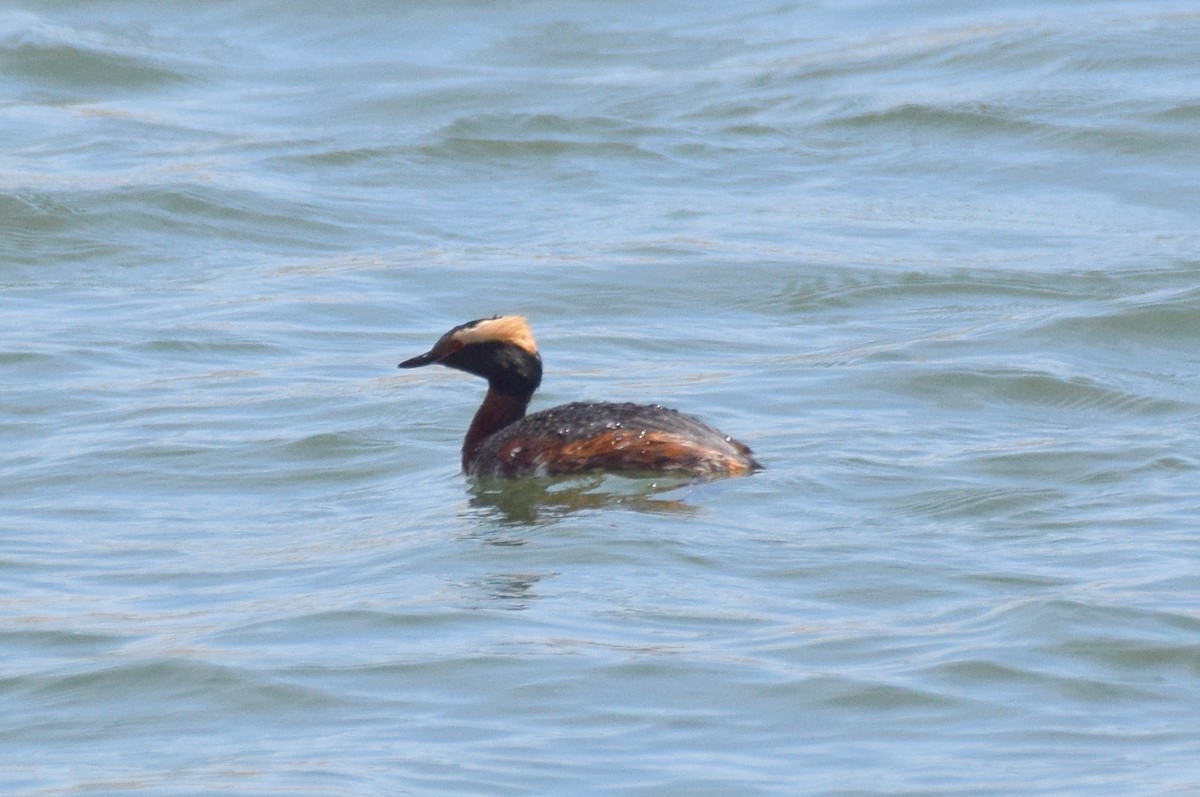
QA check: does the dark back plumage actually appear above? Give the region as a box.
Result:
[470,401,759,478]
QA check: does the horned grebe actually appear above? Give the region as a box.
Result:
[399,316,760,479]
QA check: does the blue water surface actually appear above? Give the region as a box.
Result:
[3,1,1200,794]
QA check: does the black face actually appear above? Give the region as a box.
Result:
[399,328,542,398]
[441,341,541,393]
[398,317,499,369]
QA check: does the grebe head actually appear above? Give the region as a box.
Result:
[399,315,543,396]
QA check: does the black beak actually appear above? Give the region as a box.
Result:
[398,350,440,369]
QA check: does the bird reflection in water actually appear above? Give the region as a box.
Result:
[467,472,705,526]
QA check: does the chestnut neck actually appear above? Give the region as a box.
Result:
[462,387,532,472]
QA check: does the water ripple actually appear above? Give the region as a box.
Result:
[1,13,194,91]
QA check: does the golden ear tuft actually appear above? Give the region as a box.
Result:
[452,315,538,354]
